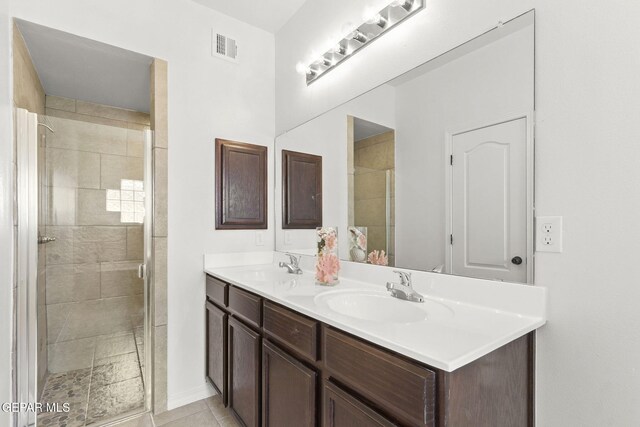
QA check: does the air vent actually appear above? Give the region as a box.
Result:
[212,31,238,63]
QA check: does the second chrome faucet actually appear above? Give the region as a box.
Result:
[386,271,425,303]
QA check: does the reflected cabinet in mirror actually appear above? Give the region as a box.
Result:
[275,12,535,283]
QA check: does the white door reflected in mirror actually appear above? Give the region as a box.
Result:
[449,118,527,282]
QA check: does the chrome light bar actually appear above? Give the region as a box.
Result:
[303,0,425,85]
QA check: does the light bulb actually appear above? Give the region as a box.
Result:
[366,14,387,28]
[391,0,414,11]
[295,62,308,74]
[349,30,367,43]
[331,44,347,56]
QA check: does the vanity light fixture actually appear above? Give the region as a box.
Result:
[300,0,424,85]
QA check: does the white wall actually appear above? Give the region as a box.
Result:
[0,0,13,424]
[274,85,395,257]
[276,0,640,425]
[9,0,275,407]
[395,25,533,271]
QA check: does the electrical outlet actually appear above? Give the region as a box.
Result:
[536,216,563,253]
[284,231,292,245]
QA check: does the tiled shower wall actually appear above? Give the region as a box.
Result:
[44,95,149,374]
[354,130,396,266]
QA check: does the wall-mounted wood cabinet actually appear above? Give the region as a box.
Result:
[205,274,532,427]
[215,139,268,230]
[282,150,322,229]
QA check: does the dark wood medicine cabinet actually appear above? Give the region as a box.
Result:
[215,138,268,229]
[282,150,323,229]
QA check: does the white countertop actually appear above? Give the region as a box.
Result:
[204,253,546,372]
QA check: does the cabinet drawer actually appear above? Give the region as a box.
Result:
[323,381,397,427]
[206,275,228,307]
[323,327,436,427]
[228,286,262,329]
[263,301,318,362]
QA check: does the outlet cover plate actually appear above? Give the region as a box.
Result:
[536,216,563,253]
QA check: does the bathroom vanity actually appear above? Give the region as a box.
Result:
[203,259,545,427]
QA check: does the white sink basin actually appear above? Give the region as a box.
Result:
[314,289,454,324]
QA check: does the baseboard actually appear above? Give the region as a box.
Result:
[167,382,216,411]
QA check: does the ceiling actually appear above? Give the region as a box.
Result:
[354,117,393,141]
[16,20,153,113]
[191,0,307,33]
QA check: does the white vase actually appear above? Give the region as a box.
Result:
[350,247,367,262]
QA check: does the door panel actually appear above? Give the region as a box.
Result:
[206,302,227,405]
[451,118,527,282]
[263,340,316,427]
[228,317,261,427]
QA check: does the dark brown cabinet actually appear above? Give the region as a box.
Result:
[205,301,227,405]
[215,139,268,230]
[262,340,317,427]
[323,381,396,427]
[282,150,322,229]
[228,316,261,427]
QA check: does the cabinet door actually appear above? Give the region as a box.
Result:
[323,382,397,427]
[228,317,261,427]
[206,301,227,405]
[263,340,316,427]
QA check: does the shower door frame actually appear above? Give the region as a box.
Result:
[15,108,39,427]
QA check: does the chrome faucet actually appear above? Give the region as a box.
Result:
[386,271,424,303]
[279,253,303,275]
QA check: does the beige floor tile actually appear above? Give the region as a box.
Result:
[112,413,154,427]
[159,409,220,427]
[153,400,210,426]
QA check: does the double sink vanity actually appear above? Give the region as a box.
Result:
[203,253,546,427]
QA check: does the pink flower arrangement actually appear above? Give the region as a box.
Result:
[325,233,337,251]
[368,250,388,266]
[316,252,340,284]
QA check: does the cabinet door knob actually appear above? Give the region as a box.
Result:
[511,256,523,265]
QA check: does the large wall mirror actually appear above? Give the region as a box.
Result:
[275,11,535,284]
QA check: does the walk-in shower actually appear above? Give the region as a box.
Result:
[16,107,153,426]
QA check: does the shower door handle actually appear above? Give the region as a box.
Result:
[138,264,146,279]
[38,236,56,244]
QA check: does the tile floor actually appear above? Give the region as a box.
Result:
[112,395,240,427]
[38,326,145,426]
